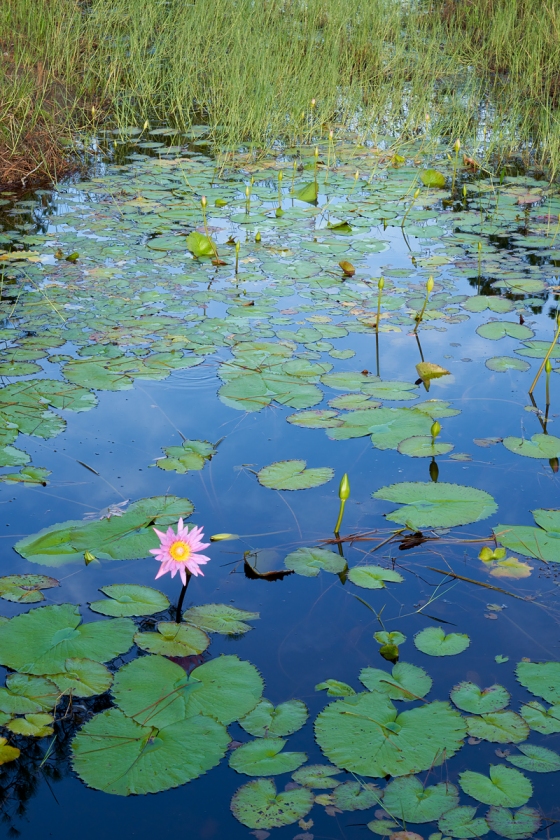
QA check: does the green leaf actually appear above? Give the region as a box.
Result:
[450,682,510,714]
[0,674,58,715]
[332,780,381,810]
[458,766,532,807]
[0,604,134,674]
[515,340,560,358]
[155,439,216,473]
[348,565,403,589]
[476,322,534,341]
[284,546,346,577]
[374,631,406,646]
[50,658,113,697]
[421,169,446,188]
[134,622,210,657]
[367,819,400,835]
[333,407,433,447]
[7,713,54,737]
[295,182,318,203]
[183,603,259,635]
[72,707,228,795]
[291,764,341,789]
[360,380,419,401]
[229,737,306,775]
[231,778,314,829]
[315,679,356,696]
[519,700,560,733]
[463,296,514,314]
[485,357,531,373]
[186,231,215,257]
[398,436,454,457]
[239,698,308,737]
[0,738,20,766]
[315,692,466,777]
[1,466,51,486]
[383,776,459,823]
[516,660,560,703]
[416,362,451,385]
[438,806,490,838]
[112,654,263,728]
[257,459,334,490]
[374,482,497,529]
[0,574,58,604]
[507,743,560,772]
[414,627,470,657]
[486,806,541,840]
[503,434,560,459]
[360,662,432,701]
[466,711,529,743]
[286,410,343,429]
[90,584,170,617]
[14,496,194,566]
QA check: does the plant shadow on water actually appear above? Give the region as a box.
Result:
[1,135,560,838]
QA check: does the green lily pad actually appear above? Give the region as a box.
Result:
[134,622,210,657]
[0,738,20,765]
[155,439,216,472]
[374,630,406,646]
[1,466,51,486]
[257,459,334,490]
[494,510,560,562]
[421,169,446,188]
[186,231,215,257]
[14,496,194,566]
[90,584,170,617]
[466,711,529,743]
[348,565,404,589]
[438,806,490,838]
[414,627,470,656]
[450,682,510,714]
[229,737,306,775]
[360,380,419,401]
[286,410,343,428]
[476,322,534,341]
[458,766,532,807]
[373,482,497,529]
[485,357,531,372]
[519,700,560,733]
[332,780,381,810]
[0,604,134,675]
[292,764,341,789]
[315,679,356,696]
[72,707,228,795]
[315,691,466,777]
[516,660,560,703]
[295,182,318,203]
[112,654,263,728]
[503,434,560,459]
[0,574,58,604]
[284,546,346,577]
[486,806,541,840]
[50,658,113,697]
[231,778,314,829]
[383,775,459,822]
[398,436,454,457]
[239,698,308,737]
[183,603,259,635]
[360,662,432,701]
[6,713,54,737]
[507,743,560,772]
[367,818,400,835]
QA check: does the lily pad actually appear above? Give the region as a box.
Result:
[465,711,529,743]
[0,674,58,715]
[503,434,560,459]
[257,459,334,490]
[438,806,490,838]
[398,436,454,457]
[494,510,560,563]
[450,682,510,714]
[134,622,210,657]
[360,662,432,701]
[414,627,470,657]
[183,604,259,635]
[0,604,134,675]
[0,574,59,604]
[155,439,216,472]
[186,231,216,257]
[421,170,446,188]
[292,764,341,789]
[231,778,314,829]
[383,776,459,822]
[315,691,466,777]
[287,410,343,429]
[332,780,381,810]
[516,660,560,704]
[507,743,560,772]
[519,700,560,733]
[0,738,20,766]
[360,380,419,401]
[348,565,404,589]
[284,546,346,577]
[50,658,113,697]
[90,584,170,617]
[373,482,497,529]
[486,357,531,373]
[476,322,534,341]
[239,698,308,737]
[229,737,306,775]
[315,679,356,696]
[486,806,541,840]
[458,766,532,807]
[72,707,228,795]
[6,713,54,737]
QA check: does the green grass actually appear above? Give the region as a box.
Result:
[1,0,559,183]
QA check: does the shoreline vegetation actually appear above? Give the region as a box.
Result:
[1,0,559,187]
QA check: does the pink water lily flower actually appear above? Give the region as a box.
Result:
[150,520,210,585]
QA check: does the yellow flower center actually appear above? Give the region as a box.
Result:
[169,540,191,563]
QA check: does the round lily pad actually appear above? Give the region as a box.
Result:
[503,434,560,459]
[284,546,346,577]
[397,436,454,457]
[332,780,381,811]
[347,565,404,589]
[414,627,470,657]
[89,584,170,617]
[51,658,113,697]
[257,459,334,490]
[183,604,259,635]
[291,764,341,789]
[507,743,560,772]
[516,660,560,704]
[229,737,306,775]
[458,766,532,807]
[373,482,497,529]
[486,356,530,373]
[231,778,314,829]
[486,806,541,840]
[438,805,490,838]
[465,711,529,743]
[134,622,210,657]
[450,682,510,714]
[0,574,59,604]
[359,662,432,701]
[239,698,308,737]
[383,775,459,822]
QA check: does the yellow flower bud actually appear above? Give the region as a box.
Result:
[201,195,207,208]
[546,359,553,374]
[339,473,350,501]
[454,138,461,153]
[245,185,250,197]
[329,129,334,140]
[378,277,385,291]
[235,241,240,253]
[426,276,434,293]
[414,188,420,198]
[278,171,283,181]
[255,230,261,242]
[431,421,442,439]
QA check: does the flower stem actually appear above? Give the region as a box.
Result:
[176,573,192,623]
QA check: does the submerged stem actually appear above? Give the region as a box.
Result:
[176,572,192,623]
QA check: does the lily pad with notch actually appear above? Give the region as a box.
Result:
[239,698,308,738]
[257,459,334,490]
[414,627,470,657]
[89,584,170,617]
[231,778,314,829]
[360,661,432,701]
[374,482,497,529]
[183,604,259,635]
[229,737,306,776]
[134,622,210,657]
[0,574,59,604]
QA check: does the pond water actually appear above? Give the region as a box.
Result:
[0,133,560,838]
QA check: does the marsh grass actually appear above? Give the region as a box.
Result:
[1,0,559,184]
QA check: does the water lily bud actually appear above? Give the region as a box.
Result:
[338,473,350,502]
[546,359,552,374]
[314,146,319,158]
[91,106,96,117]
[463,184,467,197]
[84,550,96,565]
[354,170,359,180]
[201,195,207,208]
[378,277,385,291]
[210,533,239,542]
[426,276,434,293]
[278,171,283,182]
[431,421,442,439]
[454,138,461,153]
[245,185,250,197]
[478,241,482,251]
[255,230,261,242]
[143,120,149,130]
[311,98,316,107]
[235,241,240,253]
[329,129,334,140]
[425,113,431,122]
[414,188,420,199]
